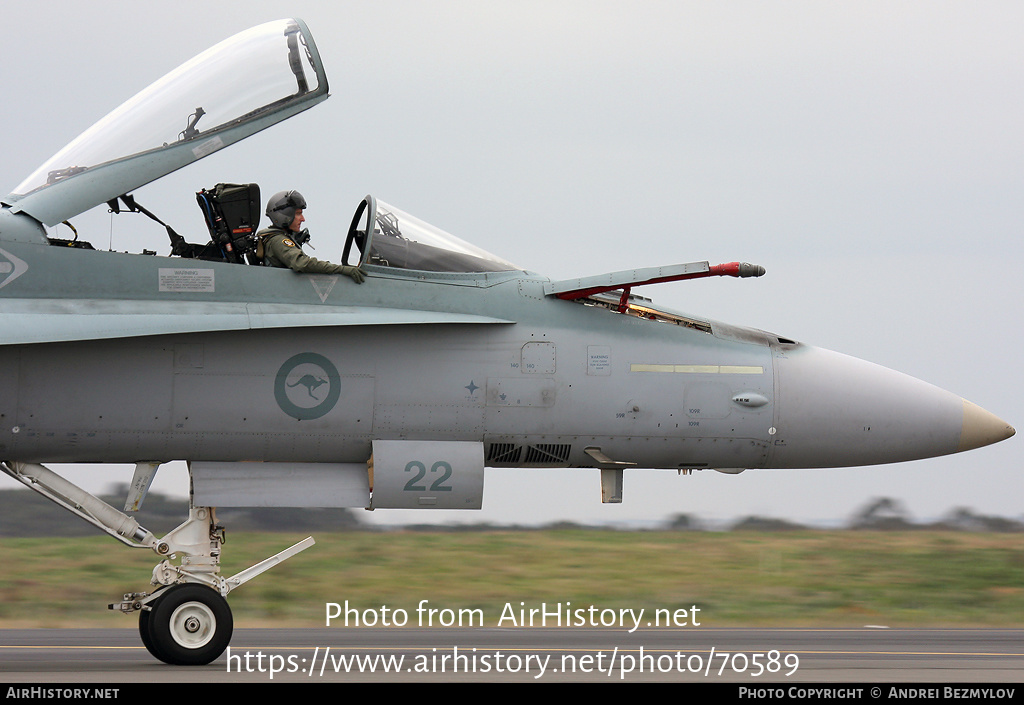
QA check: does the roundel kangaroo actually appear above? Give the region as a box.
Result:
[287,374,329,400]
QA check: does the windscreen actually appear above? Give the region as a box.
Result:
[368,201,519,273]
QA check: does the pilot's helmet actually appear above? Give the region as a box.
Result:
[266,190,307,229]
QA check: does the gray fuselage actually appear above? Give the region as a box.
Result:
[0,239,996,473]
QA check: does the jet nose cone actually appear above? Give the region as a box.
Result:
[770,344,1014,469]
[959,399,1015,452]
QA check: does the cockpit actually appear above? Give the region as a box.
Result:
[176,187,521,274]
[1,18,519,276]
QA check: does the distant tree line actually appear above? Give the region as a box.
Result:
[0,488,1019,537]
[0,485,359,537]
[669,496,1024,532]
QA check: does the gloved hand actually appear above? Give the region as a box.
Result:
[340,265,366,284]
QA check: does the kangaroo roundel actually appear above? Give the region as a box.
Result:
[275,352,341,420]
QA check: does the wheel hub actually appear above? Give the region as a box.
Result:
[170,602,216,648]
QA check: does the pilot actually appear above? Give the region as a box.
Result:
[259,190,365,283]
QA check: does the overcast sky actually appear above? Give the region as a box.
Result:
[2,1,1021,527]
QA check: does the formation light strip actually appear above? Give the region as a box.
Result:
[630,364,764,374]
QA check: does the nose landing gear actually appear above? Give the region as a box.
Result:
[1,460,314,665]
[115,505,312,665]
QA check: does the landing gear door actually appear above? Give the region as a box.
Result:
[370,440,484,510]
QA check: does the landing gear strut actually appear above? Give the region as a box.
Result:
[1,461,314,665]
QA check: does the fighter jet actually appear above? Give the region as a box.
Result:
[0,19,1013,665]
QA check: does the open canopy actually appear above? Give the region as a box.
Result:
[4,18,328,226]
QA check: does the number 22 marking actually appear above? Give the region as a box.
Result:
[403,460,454,492]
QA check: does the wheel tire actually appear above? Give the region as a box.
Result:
[139,601,161,662]
[139,587,172,662]
[147,584,233,665]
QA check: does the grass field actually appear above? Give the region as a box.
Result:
[0,530,1020,628]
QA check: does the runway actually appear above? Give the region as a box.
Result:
[1,628,1021,683]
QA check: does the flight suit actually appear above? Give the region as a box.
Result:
[259,228,363,280]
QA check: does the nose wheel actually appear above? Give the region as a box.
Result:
[2,461,316,665]
[140,584,233,665]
